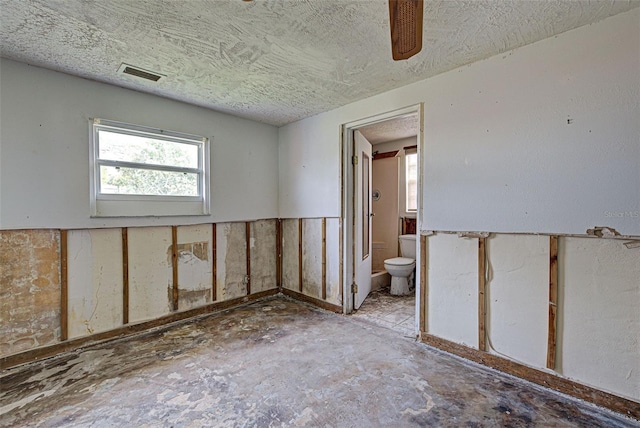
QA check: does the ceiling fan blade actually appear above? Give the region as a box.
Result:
[388,0,423,61]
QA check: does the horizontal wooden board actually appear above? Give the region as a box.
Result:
[421,333,640,420]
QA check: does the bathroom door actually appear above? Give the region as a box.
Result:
[354,130,372,309]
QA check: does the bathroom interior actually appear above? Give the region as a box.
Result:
[354,115,419,337]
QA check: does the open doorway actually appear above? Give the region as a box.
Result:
[341,105,423,338]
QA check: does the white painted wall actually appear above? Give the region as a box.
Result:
[67,229,123,339]
[425,232,640,401]
[486,235,548,368]
[278,9,640,236]
[0,59,279,229]
[427,233,478,347]
[559,237,640,401]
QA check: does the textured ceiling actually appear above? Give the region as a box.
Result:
[359,114,418,144]
[1,0,638,126]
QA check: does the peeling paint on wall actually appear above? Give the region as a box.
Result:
[281,219,300,292]
[175,225,212,311]
[216,223,247,300]
[280,218,341,305]
[325,218,342,306]
[250,220,277,293]
[67,229,123,339]
[302,219,322,299]
[0,230,60,357]
[586,226,621,238]
[128,227,172,323]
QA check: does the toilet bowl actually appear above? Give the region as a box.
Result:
[384,234,416,295]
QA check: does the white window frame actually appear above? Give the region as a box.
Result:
[89,118,210,217]
[400,149,418,217]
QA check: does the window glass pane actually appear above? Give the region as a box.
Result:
[98,130,199,168]
[406,153,418,211]
[100,165,198,196]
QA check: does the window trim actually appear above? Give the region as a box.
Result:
[404,150,418,214]
[89,118,210,217]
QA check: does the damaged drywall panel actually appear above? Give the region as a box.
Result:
[325,218,342,306]
[249,219,277,294]
[559,237,640,401]
[281,219,300,292]
[0,230,61,357]
[128,227,172,323]
[302,219,323,299]
[216,223,247,300]
[176,224,212,311]
[67,229,123,339]
[427,233,478,348]
[486,235,548,368]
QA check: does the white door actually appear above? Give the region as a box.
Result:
[354,130,372,309]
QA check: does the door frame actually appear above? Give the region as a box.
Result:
[341,103,424,317]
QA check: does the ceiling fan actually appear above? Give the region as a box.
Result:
[388,0,424,61]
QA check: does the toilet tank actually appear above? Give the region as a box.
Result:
[398,234,417,259]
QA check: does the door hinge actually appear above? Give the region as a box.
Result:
[352,155,358,165]
[351,282,358,294]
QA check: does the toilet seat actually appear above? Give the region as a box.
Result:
[384,257,415,266]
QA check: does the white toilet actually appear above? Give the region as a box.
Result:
[384,234,416,295]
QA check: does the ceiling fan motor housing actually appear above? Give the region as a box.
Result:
[389,0,424,61]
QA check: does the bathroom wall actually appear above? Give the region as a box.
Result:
[372,156,399,271]
[371,136,418,271]
[373,137,416,155]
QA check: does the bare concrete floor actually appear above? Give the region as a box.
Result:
[1,296,637,427]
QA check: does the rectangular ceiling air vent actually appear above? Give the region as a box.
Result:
[117,63,165,82]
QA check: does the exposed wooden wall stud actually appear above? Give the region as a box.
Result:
[59,229,68,342]
[322,218,327,300]
[298,218,303,293]
[547,235,559,369]
[419,234,427,334]
[246,221,252,295]
[478,237,487,351]
[171,226,179,311]
[212,223,217,302]
[122,228,129,325]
